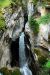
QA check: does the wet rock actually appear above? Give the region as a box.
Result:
[12,68,21,75]
[48,34,50,43]
[0,45,3,61]
[0,30,4,39]
[0,67,21,75]
[29,61,39,75]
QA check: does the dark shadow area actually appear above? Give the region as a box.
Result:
[10,37,19,67]
[24,11,28,28]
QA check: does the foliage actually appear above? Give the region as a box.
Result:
[12,69,21,75]
[11,0,27,12]
[32,0,39,5]
[32,0,48,6]
[37,13,50,24]
[29,16,39,35]
[0,67,12,75]
[0,67,21,75]
[38,68,49,75]
[0,16,6,30]
[0,0,11,7]
[44,60,50,68]
[38,55,47,65]
[11,0,24,9]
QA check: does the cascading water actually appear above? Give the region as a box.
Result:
[19,32,26,67]
[19,32,32,75]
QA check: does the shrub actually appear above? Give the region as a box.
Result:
[38,55,47,65]
[29,16,39,35]
[45,60,50,68]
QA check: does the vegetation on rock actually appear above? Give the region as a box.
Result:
[0,16,6,30]
[12,68,21,75]
[34,48,48,65]
[0,67,21,75]
[29,16,39,35]
[0,0,11,7]
[37,13,50,24]
[0,67,12,75]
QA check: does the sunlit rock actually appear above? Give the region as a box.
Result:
[38,24,48,44]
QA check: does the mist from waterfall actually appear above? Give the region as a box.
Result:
[19,32,32,75]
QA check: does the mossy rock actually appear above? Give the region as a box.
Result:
[34,48,48,57]
[38,55,47,65]
[12,68,21,75]
[0,17,6,30]
[34,48,41,56]
[0,67,12,75]
[34,48,47,65]
[29,16,39,35]
[0,67,21,75]
[37,13,50,24]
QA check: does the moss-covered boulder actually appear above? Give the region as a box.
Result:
[0,16,6,30]
[0,67,21,75]
[34,48,48,65]
[38,55,47,65]
[0,67,12,75]
[12,68,21,75]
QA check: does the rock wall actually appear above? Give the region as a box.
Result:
[0,7,24,69]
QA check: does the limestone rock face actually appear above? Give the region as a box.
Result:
[0,7,24,68]
[25,22,34,51]
[4,7,24,39]
[37,24,50,52]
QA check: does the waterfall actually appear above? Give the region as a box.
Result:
[19,32,32,75]
[19,32,26,67]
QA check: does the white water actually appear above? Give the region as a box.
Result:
[19,32,32,75]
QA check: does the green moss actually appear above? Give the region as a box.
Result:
[0,0,11,7]
[29,17,39,35]
[0,67,12,75]
[37,13,50,24]
[34,48,47,65]
[38,56,47,65]
[45,60,50,68]
[0,16,6,30]
[34,48,41,55]
[0,67,21,75]
[12,68,21,75]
